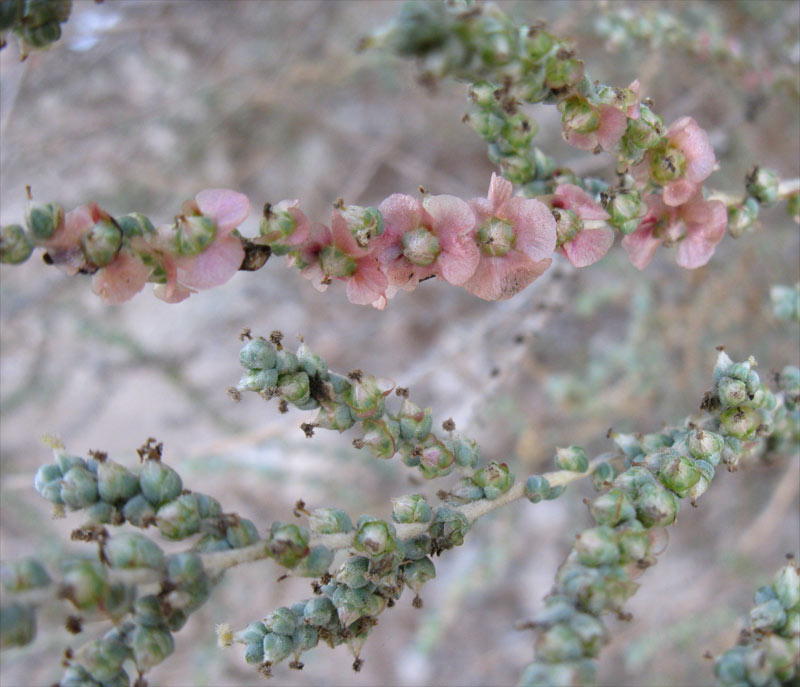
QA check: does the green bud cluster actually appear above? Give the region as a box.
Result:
[235,333,481,481]
[520,350,792,682]
[714,560,800,686]
[0,0,72,58]
[0,558,50,649]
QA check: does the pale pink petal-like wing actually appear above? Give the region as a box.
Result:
[331,210,371,257]
[175,235,244,290]
[92,251,152,304]
[463,252,551,301]
[560,227,615,268]
[153,282,193,303]
[423,194,475,244]
[501,196,557,261]
[626,80,641,119]
[345,257,389,305]
[682,198,728,243]
[438,235,480,285]
[622,226,662,270]
[377,194,423,241]
[554,184,610,221]
[386,258,435,290]
[662,179,697,207]
[563,129,597,151]
[299,261,329,292]
[285,206,311,246]
[667,117,715,183]
[46,203,99,253]
[596,105,628,151]
[676,232,718,269]
[195,189,250,235]
[486,172,513,210]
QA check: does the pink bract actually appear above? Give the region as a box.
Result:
[46,203,109,276]
[92,250,152,304]
[463,173,556,301]
[622,192,727,270]
[658,117,716,206]
[563,80,641,153]
[551,184,615,268]
[374,192,479,290]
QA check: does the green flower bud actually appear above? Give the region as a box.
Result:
[156,493,202,540]
[359,418,398,459]
[750,599,788,632]
[60,665,101,687]
[59,466,99,509]
[134,595,166,628]
[416,433,455,479]
[139,459,183,507]
[555,445,589,472]
[106,533,165,570]
[115,212,155,238]
[589,488,636,526]
[0,224,34,264]
[688,429,724,465]
[553,208,582,246]
[504,113,538,149]
[441,477,485,505]
[1,558,50,593]
[402,534,432,561]
[236,620,267,645]
[226,517,259,549]
[546,483,567,500]
[386,1,449,57]
[335,556,371,589]
[403,556,436,594]
[354,519,397,558]
[0,603,36,649]
[102,581,134,624]
[616,522,651,564]
[191,533,231,553]
[341,204,384,247]
[544,54,584,90]
[131,625,174,672]
[591,461,617,491]
[308,508,353,535]
[447,434,480,468]
[685,459,714,503]
[303,596,337,629]
[575,526,621,567]
[61,559,109,611]
[473,461,515,499]
[623,105,665,150]
[239,338,277,371]
[525,475,551,503]
[569,612,608,657]
[634,482,679,527]
[74,636,131,684]
[727,197,759,238]
[241,640,264,665]
[55,452,87,474]
[262,631,294,664]
[650,145,687,185]
[267,522,310,568]
[719,406,762,441]
[166,553,209,612]
[536,622,584,662]
[120,494,154,527]
[83,500,116,525]
[274,348,299,375]
[773,563,800,610]
[602,189,646,235]
[391,494,432,524]
[428,507,469,552]
[277,371,311,406]
[755,584,778,605]
[34,462,62,494]
[265,607,298,636]
[293,545,334,578]
[397,398,433,442]
[714,646,748,684]
[175,215,216,256]
[25,200,64,240]
[746,167,780,205]
[658,454,702,497]
[96,458,140,505]
[82,220,122,267]
[523,26,555,61]
[296,341,328,379]
[293,623,319,653]
[314,401,355,432]
[717,376,749,408]
[559,96,599,134]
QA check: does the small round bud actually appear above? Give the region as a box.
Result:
[134,595,166,628]
[262,631,294,664]
[293,545,334,578]
[74,636,131,684]
[623,105,664,149]
[746,167,780,205]
[1,558,50,594]
[441,477,485,505]
[575,526,621,566]
[591,461,616,491]
[293,623,319,653]
[428,507,469,551]
[473,461,515,499]
[34,462,62,494]
[335,556,371,589]
[616,522,651,563]
[278,371,311,406]
[267,522,310,568]
[714,646,748,684]
[303,596,337,629]
[688,429,724,466]
[402,534,432,561]
[397,398,433,441]
[59,466,99,509]
[265,607,298,636]
[82,220,122,267]
[536,623,584,662]
[552,208,582,246]
[404,556,436,594]
[658,454,702,497]
[603,189,646,235]
[544,54,585,90]
[314,402,355,432]
[719,406,762,441]
[727,198,759,238]
[447,434,480,468]
[61,559,109,611]
[115,212,155,238]
[175,215,216,256]
[524,475,551,503]
[649,145,687,185]
[239,338,277,371]
[296,341,328,379]
[391,494,432,524]
[121,494,155,527]
[156,493,202,540]
[25,201,64,240]
[236,621,267,646]
[97,459,140,505]
[131,625,174,672]
[416,434,455,479]
[569,612,608,657]
[83,500,116,525]
[0,224,34,264]
[588,488,636,526]
[139,459,183,507]
[166,553,209,611]
[634,482,679,527]
[226,518,260,549]
[749,599,787,632]
[773,563,800,610]
[555,445,589,472]
[105,532,165,570]
[716,376,749,408]
[360,418,398,460]
[191,533,231,554]
[0,603,36,649]
[308,508,353,535]
[354,519,398,558]
[560,95,600,135]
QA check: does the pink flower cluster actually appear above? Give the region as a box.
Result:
[45,189,250,304]
[276,174,582,307]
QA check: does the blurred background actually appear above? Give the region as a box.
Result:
[1,1,798,685]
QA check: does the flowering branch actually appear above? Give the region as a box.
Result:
[0,0,71,58]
